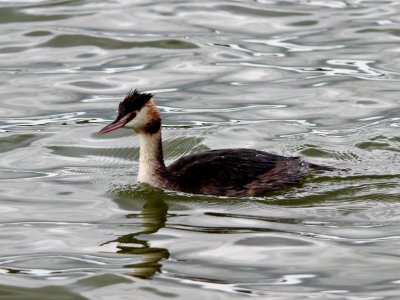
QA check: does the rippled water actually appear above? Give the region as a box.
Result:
[1,0,400,299]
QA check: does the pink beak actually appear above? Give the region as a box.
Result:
[98,119,127,134]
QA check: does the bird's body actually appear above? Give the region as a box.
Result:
[166,149,309,196]
[98,90,333,197]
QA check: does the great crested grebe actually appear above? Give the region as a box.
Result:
[98,89,333,197]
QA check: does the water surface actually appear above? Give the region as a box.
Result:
[0,0,400,299]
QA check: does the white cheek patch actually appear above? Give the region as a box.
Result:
[124,106,150,130]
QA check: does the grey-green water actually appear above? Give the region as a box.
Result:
[1,1,400,299]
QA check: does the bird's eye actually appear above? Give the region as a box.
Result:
[125,112,137,122]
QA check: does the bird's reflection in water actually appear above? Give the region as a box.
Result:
[106,186,171,279]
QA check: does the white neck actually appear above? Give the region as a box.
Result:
[137,130,166,187]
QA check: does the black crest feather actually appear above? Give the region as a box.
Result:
[117,89,153,119]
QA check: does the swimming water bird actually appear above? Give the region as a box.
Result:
[98,90,333,197]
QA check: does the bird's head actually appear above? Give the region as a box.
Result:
[98,89,161,135]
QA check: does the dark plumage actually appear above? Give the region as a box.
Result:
[98,90,335,197]
[117,89,153,120]
[166,149,310,196]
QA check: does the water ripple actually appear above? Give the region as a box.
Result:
[1,0,400,299]
[246,35,345,52]
[219,60,400,82]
